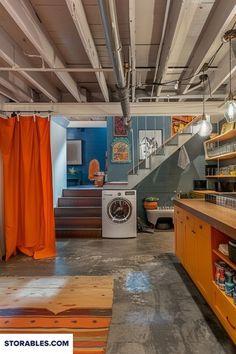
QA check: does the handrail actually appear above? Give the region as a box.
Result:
[128,115,201,175]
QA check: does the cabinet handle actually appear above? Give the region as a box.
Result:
[177,211,180,214]
[180,221,183,224]
[199,225,203,230]
[191,230,196,234]
[226,316,236,330]
[186,216,189,220]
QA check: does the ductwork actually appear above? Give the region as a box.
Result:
[97,0,131,128]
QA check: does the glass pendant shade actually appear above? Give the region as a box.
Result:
[197,118,212,137]
[224,99,236,122]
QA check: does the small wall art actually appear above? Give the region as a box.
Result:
[220,121,235,135]
[67,139,82,165]
[139,130,162,160]
[111,137,131,163]
[113,116,127,136]
[171,115,194,135]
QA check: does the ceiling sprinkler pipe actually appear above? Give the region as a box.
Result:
[98,0,130,126]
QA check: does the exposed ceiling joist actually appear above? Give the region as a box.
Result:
[206,40,236,96]
[1,101,224,117]
[151,0,171,98]
[0,85,19,102]
[65,0,109,102]
[0,0,84,102]
[129,0,136,103]
[0,28,60,102]
[0,72,32,102]
[155,0,199,99]
[179,0,236,95]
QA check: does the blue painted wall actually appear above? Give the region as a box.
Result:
[107,116,171,181]
[67,128,107,184]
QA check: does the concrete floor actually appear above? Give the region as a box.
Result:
[0,232,235,353]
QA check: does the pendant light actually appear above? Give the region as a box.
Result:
[223,29,236,122]
[197,74,212,137]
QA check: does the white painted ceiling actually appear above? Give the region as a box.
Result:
[0,0,235,120]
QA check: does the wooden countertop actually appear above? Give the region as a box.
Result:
[192,190,217,194]
[174,199,236,240]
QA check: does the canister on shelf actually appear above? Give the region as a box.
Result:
[215,261,226,289]
[225,268,234,283]
[225,281,234,297]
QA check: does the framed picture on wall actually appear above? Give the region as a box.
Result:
[111,137,131,163]
[139,130,162,160]
[113,116,127,136]
[220,122,235,135]
[67,140,82,165]
[171,115,194,135]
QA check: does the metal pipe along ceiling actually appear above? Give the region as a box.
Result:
[97,0,131,127]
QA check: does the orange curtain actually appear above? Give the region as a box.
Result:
[0,116,56,260]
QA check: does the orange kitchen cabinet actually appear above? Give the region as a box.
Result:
[213,282,236,344]
[184,212,197,279]
[194,219,212,305]
[175,207,212,304]
[174,207,185,265]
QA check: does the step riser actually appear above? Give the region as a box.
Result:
[56,229,102,238]
[58,198,102,207]
[63,189,102,197]
[55,218,102,228]
[55,208,102,217]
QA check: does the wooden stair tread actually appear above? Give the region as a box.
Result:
[56,227,102,230]
[55,206,101,209]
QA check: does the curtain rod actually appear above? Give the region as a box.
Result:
[0,110,53,113]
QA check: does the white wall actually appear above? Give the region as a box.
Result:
[51,119,67,207]
[0,152,4,258]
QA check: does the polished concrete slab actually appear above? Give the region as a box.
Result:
[0,232,235,353]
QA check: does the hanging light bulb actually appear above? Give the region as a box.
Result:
[174,80,179,90]
[225,95,236,122]
[198,114,212,137]
[197,74,212,137]
[223,30,236,122]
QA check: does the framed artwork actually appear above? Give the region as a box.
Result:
[67,140,82,165]
[171,115,194,135]
[67,165,81,179]
[139,130,162,160]
[220,122,235,135]
[113,116,127,136]
[111,137,131,163]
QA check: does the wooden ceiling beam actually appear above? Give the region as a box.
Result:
[0,0,84,102]
[65,0,109,102]
[0,28,60,102]
[179,0,236,95]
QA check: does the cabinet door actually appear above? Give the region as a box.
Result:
[195,219,212,304]
[175,217,185,265]
[184,212,197,278]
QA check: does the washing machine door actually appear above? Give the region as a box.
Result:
[107,197,132,223]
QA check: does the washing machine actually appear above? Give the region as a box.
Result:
[102,190,137,238]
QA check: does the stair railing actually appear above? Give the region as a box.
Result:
[128,115,201,176]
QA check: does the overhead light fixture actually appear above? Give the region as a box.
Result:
[223,29,236,122]
[197,74,212,137]
[174,80,179,90]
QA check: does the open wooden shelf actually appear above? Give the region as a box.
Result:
[206,129,236,144]
[206,151,236,161]
[205,175,236,178]
[212,281,236,307]
[213,249,236,271]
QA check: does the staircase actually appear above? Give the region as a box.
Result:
[54,189,102,238]
[127,116,200,189]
